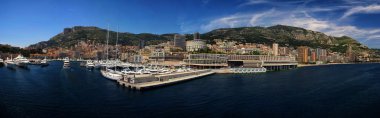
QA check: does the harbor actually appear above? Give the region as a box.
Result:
[1,61,380,118]
[0,54,297,91]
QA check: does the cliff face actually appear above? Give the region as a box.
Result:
[28,25,369,53]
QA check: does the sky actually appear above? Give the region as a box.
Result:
[1,0,380,48]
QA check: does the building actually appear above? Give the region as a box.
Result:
[310,51,316,62]
[184,53,297,70]
[132,55,143,63]
[173,34,186,50]
[149,51,166,62]
[346,44,353,61]
[272,43,279,56]
[316,48,327,62]
[297,46,309,63]
[184,54,228,68]
[193,32,200,39]
[138,39,145,49]
[209,39,237,53]
[278,47,290,56]
[186,39,206,52]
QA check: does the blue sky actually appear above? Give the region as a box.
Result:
[1,0,380,48]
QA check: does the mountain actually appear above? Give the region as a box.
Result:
[28,26,174,49]
[201,25,368,53]
[28,25,369,53]
[0,44,41,57]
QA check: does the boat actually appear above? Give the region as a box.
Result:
[85,60,95,69]
[63,57,70,68]
[0,58,3,66]
[100,26,124,81]
[100,69,123,81]
[176,68,185,72]
[13,55,29,68]
[121,68,133,74]
[4,57,16,68]
[142,67,152,74]
[229,67,267,73]
[94,60,102,69]
[41,57,49,67]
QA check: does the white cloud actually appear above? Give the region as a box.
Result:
[200,9,276,31]
[342,0,375,5]
[277,16,330,31]
[341,4,380,19]
[200,14,251,31]
[240,0,268,6]
[239,0,304,7]
[249,9,275,25]
[367,35,380,40]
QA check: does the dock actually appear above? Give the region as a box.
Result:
[117,70,214,90]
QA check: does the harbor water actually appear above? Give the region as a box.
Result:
[1,61,380,117]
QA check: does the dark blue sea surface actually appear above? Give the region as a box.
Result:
[1,61,380,118]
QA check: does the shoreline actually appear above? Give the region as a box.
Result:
[298,62,380,67]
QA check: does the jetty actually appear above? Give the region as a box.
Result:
[117,70,214,90]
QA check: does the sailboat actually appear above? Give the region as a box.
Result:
[100,26,123,81]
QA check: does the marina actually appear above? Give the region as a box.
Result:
[1,0,380,117]
[1,62,379,117]
[0,54,277,91]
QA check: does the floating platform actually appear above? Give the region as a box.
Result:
[117,70,214,90]
[212,67,267,73]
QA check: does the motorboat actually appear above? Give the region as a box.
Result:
[63,57,70,68]
[0,58,3,66]
[41,57,49,66]
[13,55,29,68]
[4,57,16,68]
[86,60,95,69]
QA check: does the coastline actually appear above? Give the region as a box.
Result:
[298,62,380,67]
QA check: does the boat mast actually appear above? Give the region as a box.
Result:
[115,26,119,71]
[106,25,109,62]
[116,26,119,60]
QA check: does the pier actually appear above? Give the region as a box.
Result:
[117,70,214,90]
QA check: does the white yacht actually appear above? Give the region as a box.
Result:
[13,55,29,68]
[101,68,123,81]
[142,68,152,74]
[63,57,70,68]
[176,68,185,72]
[121,68,133,74]
[41,57,49,66]
[149,67,159,73]
[0,58,3,65]
[85,60,95,69]
[93,60,102,69]
[4,56,16,68]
